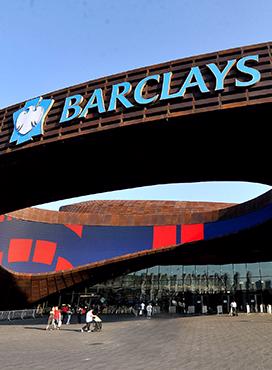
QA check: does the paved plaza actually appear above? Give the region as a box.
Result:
[0,313,271,370]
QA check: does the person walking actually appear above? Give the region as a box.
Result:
[230,300,238,316]
[246,303,250,314]
[139,302,145,316]
[61,304,68,324]
[45,308,55,330]
[146,303,153,319]
[66,305,73,325]
[81,308,94,332]
[54,306,62,329]
[76,306,83,323]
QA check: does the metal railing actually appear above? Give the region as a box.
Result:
[0,309,37,321]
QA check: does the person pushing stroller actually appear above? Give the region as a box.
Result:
[81,307,94,332]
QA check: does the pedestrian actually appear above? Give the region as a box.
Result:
[81,308,94,332]
[146,303,153,319]
[230,300,238,316]
[66,305,73,325]
[45,308,55,330]
[77,306,85,323]
[54,306,62,329]
[246,303,250,314]
[139,302,145,316]
[61,304,68,324]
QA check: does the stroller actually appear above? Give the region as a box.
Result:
[92,314,102,332]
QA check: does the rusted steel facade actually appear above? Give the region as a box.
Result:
[10,200,233,226]
[0,42,272,213]
[1,42,271,155]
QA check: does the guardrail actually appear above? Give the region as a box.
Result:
[0,309,37,321]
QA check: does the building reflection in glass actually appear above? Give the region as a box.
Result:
[61,262,272,313]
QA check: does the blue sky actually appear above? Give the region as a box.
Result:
[1,0,271,209]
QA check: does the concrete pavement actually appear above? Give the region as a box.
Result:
[0,313,271,370]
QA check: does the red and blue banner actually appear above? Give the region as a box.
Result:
[0,203,272,274]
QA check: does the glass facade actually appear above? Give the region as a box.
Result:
[61,261,272,314]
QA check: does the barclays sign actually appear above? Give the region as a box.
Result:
[10,55,261,145]
[59,54,260,123]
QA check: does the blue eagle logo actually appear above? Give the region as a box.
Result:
[10,97,54,145]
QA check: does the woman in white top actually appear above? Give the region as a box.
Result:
[81,308,94,332]
[146,304,153,319]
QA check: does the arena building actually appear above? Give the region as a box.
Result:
[0,41,272,312]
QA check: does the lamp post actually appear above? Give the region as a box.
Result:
[261,280,264,305]
[227,290,230,313]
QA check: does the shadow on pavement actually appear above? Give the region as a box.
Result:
[0,313,216,327]
[24,326,82,332]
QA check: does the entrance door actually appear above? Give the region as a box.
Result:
[222,294,230,313]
